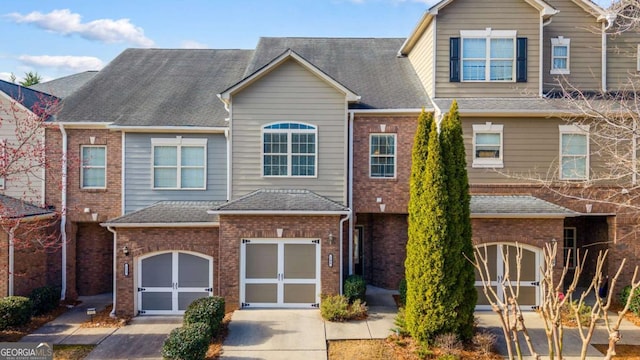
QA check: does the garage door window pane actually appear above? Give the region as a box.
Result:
[141,292,172,310]
[178,292,209,310]
[246,244,278,279]
[142,253,172,287]
[178,253,209,288]
[246,284,278,303]
[284,244,316,279]
[284,284,316,303]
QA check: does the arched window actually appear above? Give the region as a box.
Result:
[262,122,317,177]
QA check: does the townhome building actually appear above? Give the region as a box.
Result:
[41,0,640,318]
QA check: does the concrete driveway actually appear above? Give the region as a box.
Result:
[220,309,327,360]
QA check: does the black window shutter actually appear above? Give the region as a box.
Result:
[450,37,460,82]
[516,37,527,82]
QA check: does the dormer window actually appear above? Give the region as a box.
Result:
[551,37,571,75]
[460,29,517,82]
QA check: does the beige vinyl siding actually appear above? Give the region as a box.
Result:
[543,0,602,92]
[464,116,605,184]
[435,0,540,98]
[408,20,435,98]
[0,95,43,204]
[607,30,640,91]
[231,60,347,203]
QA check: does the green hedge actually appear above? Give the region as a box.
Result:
[0,296,33,330]
[183,296,225,338]
[620,285,640,315]
[29,286,60,315]
[398,278,407,307]
[162,322,210,360]
[343,275,366,303]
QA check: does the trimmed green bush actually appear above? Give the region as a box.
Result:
[320,294,367,322]
[29,286,60,315]
[398,278,407,307]
[620,285,640,315]
[183,296,225,338]
[343,275,366,303]
[161,322,210,360]
[0,296,33,330]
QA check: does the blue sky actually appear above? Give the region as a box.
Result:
[1,0,612,83]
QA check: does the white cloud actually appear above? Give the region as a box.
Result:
[180,40,209,49]
[6,9,154,47]
[18,55,104,72]
[0,72,14,82]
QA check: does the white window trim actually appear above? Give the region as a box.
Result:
[460,28,517,83]
[261,122,318,178]
[151,137,208,190]
[636,44,640,72]
[559,124,590,180]
[563,227,577,269]
[472,123,504,168]
[80,145,107,189]
[551,36,571,75]
[0,139,6,190]
[369,133,397,179]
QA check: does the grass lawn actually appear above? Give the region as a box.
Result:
[53,345,95,360]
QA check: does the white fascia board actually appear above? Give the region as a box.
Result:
[398,11,435,55]
[219,49,360,102]
[52,122,112,129]
[524,0,559,17]
[100,222,220,228]
[348,108,432,114]
[471,213,577,219]
[571,0,606,20]
[6,212,57,222]
[207,210,350,216]
[108,125,227,133]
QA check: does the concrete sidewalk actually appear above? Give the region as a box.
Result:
[477,310,640,359]
[20,293,116,345]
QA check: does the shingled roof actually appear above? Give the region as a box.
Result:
[30,71,98,99]
[0,195,54,220]
[57,49,255,127]
[471,195,578,218]
[210,189,349,213]
[0,80,59,120]
[247,37,430,110]
[103,201,222,226]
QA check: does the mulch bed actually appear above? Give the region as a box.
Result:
[0,305,69,342]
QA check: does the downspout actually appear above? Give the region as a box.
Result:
[601,21,608,92]
[541,17,553,97]
[107,226,117,317]
[339,210,351,295]
[8,224,17,296]
[225,129,230,201]
[59,123,67,300]
[348,112,354,275]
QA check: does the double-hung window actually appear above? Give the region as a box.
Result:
[152,137,207,189]
[81,145,106,189]
[551,37,570,74]
[262,122,317,177]
[461,29,516,82]
[472,123,503,168]
[559,125,589,180]
[370,134,396,178]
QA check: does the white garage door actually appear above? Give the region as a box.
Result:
[138,251,213,315]
[240,239,320,308]
[474,243,542,311]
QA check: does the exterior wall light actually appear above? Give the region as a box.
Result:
[122,246,130,256]
[328,232,334,245]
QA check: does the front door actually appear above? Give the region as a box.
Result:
[138,251,213,315]
[474,243,541,311]
[241,239,320,308]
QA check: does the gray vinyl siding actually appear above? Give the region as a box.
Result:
[0,95,43,205]
[607,31,640,91]
[231,60,347,204]
[124,133,227,214]
[464,116,605,184]
[408,20,435,98]
[435,0,540,98]
[543,0,602,92]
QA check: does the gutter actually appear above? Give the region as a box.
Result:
[100,222,220,228]
[207,210,350,216]
[59,123,68,300]
[107,125,227,133]
[106,226,117,317]
[470,213,578,219]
